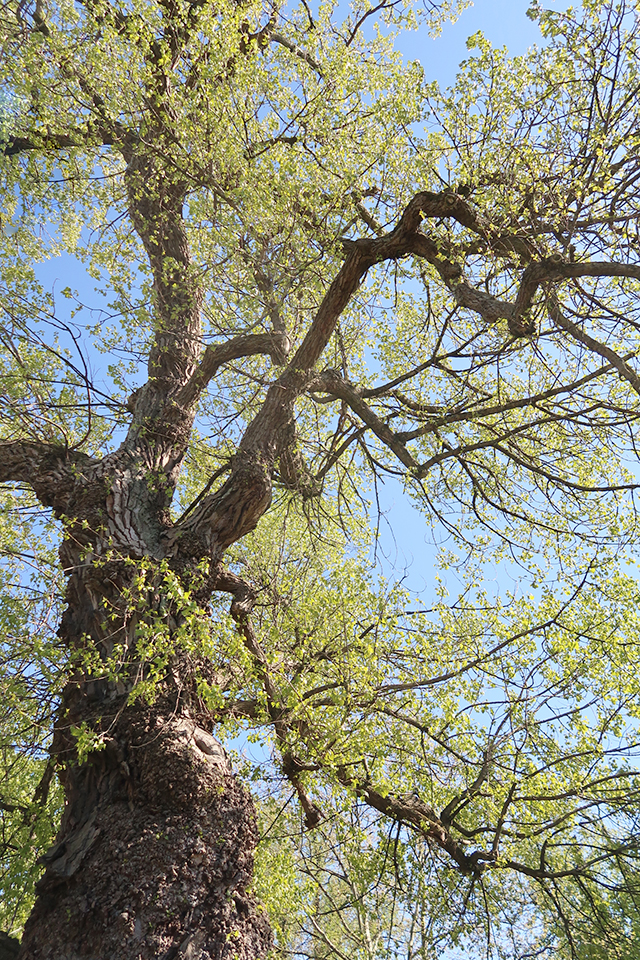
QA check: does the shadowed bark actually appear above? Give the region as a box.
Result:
[19,697,271,960]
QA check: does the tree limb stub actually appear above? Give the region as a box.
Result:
[0,442,98,518]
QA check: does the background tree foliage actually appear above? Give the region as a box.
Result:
[2,0,640,956]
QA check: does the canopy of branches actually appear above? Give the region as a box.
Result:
[2,0,640,957]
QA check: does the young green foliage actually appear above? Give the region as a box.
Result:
[1,0,640,957]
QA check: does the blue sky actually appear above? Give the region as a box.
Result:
[407,0,551,83]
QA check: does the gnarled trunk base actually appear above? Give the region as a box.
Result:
[18,706,272,960]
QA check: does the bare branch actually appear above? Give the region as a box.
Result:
[213,566,323,828]
[176,332,291,409]
[513,258,640,330]
[2,129,118,156]
[268,29,324,76]
[310,371,418,471]
[547,290,640,397]
[396,358,632,441]
[452,281,515,324]
[334,769,493,876]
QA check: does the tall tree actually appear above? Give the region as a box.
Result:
[2,0,640,957]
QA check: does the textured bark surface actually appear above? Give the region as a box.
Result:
[0,934,20,960]
[18,693,271,960]
[11,526,273,960]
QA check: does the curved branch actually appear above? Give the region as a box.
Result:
[276,420,323,499]
[172,190,545,555]
[310,371,418,471]
[268,29,324,76]
[395,357,631,441]
[513,258,640,330]
[290,190,482,372]
[176,331,291,409]
[335,770,493,876]
[0,442,97,516]
[546,290,640,397]
[2,128,118,156]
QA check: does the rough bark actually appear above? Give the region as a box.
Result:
[20,713,270,957]
[9,510,272,960]
[19,700,271,960]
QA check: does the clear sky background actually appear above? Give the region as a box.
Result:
[409,0,552,85]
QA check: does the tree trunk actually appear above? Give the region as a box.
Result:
[2,120,285,954]
[17,555,272,960]
[19,710,271,960]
